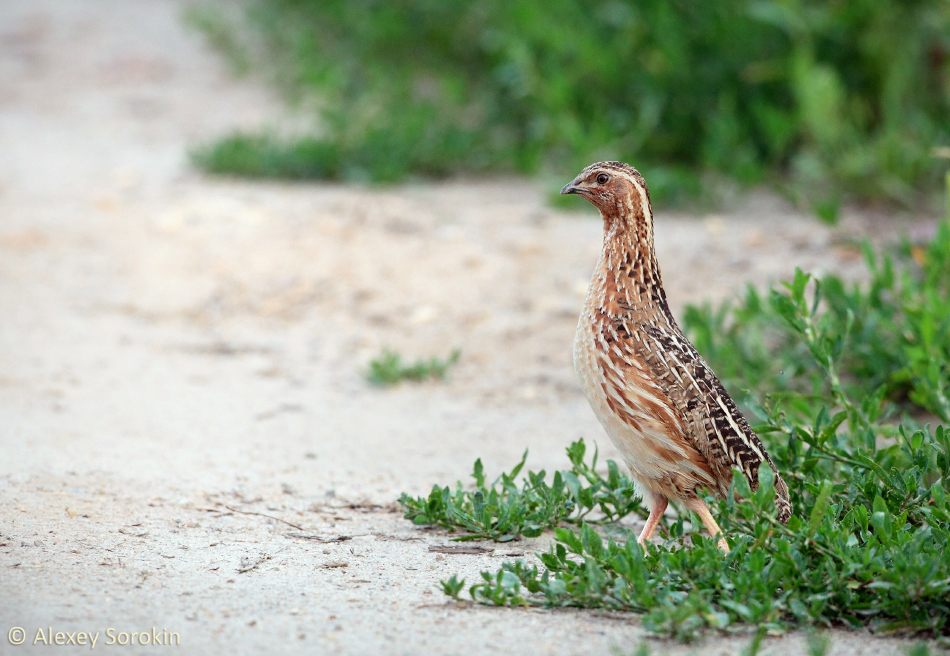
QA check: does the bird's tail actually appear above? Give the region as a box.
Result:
[773,472,792,525]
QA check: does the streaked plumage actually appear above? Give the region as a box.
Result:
[562,161,791,550]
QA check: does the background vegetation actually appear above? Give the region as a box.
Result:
[400,186,950,641]
[189,0,950,209]
[366,349,460,386]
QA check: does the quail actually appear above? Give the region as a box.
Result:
[563,161,791,550]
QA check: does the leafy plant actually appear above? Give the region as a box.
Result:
[440,574,466,600]
[192,133,340,180]
[367,348,460,386]
[399,440,644,541]
[406,208,950,640]
[684,221,950,424]
[189,0,950,206]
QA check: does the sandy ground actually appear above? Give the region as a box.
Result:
[0,1,936,654]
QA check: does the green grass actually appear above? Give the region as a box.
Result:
[192,134,342,180]
[188,0,950,207]
[683,226,950,426]
[400,439,644,542]
[399,194,950,640]
[367,349,460,386]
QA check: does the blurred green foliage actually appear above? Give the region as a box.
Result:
[191,0,950,206]
[367,348,460,386]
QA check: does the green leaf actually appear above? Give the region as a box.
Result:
[931,481,946,509]
[580,524,603,560]
[807,480,833,539]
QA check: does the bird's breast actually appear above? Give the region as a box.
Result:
[573,289,714,494]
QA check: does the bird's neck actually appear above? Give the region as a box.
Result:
[596,207,673,320]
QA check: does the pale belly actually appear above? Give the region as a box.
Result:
[573,310,705,497]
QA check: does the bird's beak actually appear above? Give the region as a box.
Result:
[560,176,585,195]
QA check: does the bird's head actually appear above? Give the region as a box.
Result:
[560,161,653,235]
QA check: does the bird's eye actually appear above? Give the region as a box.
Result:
[596,173,609,184]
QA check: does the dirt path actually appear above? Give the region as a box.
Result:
[0,1,923,654]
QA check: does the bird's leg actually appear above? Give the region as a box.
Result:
[684,497,729,552]
[637,494,668,546]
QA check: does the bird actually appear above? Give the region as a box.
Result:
[562,161,791,551]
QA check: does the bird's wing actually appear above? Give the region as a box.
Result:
[606,316,791,522]
[593,313,720,495]
[593,320,716,496]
